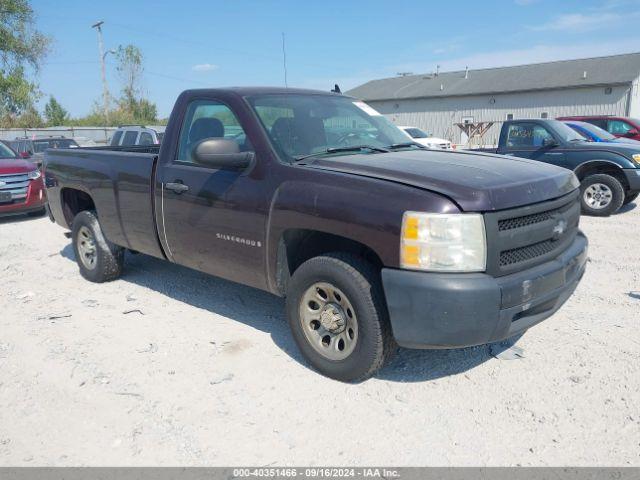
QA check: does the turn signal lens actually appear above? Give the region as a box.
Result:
[632,154,640,165]
[27,170,41,180]
[400,212,487,272]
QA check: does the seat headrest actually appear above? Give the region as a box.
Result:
[189,117,224,143]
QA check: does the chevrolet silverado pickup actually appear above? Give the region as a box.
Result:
[44,88,587,381]
[477,119,640,215]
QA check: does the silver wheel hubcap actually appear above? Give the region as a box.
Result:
[584,183,613,209]
[77,225,97,270]
[299,282,358,361]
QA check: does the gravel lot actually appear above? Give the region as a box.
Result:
[0,204,639,466]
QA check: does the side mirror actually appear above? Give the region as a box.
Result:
[542,137,558,148]
[19,151,31,159]
[192,138,253,170]
[625,128,639,137]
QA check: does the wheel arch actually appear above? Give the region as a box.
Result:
[60,187,96,227]
[274,229,384,296]
[573,160,629,191]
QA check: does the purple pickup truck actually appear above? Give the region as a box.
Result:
[43,88,587,381]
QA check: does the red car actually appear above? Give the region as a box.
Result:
[0,140,47,217]
[557,115,640,142]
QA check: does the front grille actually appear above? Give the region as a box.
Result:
[500,240,558,266]
[0,172,29,204]
[499,207,562,231]
[484,191,581,276]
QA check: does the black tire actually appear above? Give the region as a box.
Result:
[623,192,639,206]
[579,174,625,216]
[285,253,395,382]
[71,210,124,283]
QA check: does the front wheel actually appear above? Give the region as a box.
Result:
[71,210,124,283]
[286,253,395,382]
[579,174,625,216]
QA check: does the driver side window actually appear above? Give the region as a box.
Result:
[506,123,553,148]
[177,100,252,164]
[607,119,632,135]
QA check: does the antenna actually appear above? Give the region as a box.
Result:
[281,32,288,88]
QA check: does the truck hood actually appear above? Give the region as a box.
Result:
[303,149,579,211]
[0,158,37,174]
[570,140,640,157]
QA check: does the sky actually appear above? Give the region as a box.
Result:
[30,0,640,118]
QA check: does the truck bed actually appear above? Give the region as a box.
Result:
[45,147,165,259]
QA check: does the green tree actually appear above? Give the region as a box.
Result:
[112,44,158,124]
[44,96,68,126]
[0,0,50,122]
[131,98,157,123]
[14,104,44,128]
[116,44,143,113]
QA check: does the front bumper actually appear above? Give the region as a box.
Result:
[623,168,640,192]
[0,178,47,217]
[381,231,588,349]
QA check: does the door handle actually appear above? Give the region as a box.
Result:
[165,181,189,194]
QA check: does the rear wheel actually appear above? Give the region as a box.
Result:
[286,253,395,382]
[71,210,124,282]
[623,192,639,206]
[579,174,625,216]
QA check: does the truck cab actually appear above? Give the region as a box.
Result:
[489,119,640,215]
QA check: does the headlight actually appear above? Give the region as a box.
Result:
[632,154,640,166]
[27,170,41,180]
[400,212,487,272]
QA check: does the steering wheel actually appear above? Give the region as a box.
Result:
[335,132,374,146]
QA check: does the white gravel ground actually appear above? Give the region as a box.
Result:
[0,204,639,466]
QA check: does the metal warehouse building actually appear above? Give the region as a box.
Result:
[347,52,640,147]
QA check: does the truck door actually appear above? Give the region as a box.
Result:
[156,98,267,290]
[501,122,567,167]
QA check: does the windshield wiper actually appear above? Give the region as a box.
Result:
[387,142,427,150]
[294,145,389,163]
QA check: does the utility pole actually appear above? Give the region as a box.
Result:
[92,20,110,124]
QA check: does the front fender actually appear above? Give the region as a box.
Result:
[265,175,460,293]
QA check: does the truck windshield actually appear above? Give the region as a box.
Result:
[571,122,616,141]
[404,128,428,138]
[548,120,586,142]
[0,142,16,158]
[247,94,412,162]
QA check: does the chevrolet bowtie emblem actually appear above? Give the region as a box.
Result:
[552,219,567,240]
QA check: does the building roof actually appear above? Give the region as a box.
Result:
[346,52,640,101]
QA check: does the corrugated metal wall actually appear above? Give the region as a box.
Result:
[368,84,632,146]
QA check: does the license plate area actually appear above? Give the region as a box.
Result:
[0,191,12,203]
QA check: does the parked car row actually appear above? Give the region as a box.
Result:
[7,87,639,381]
